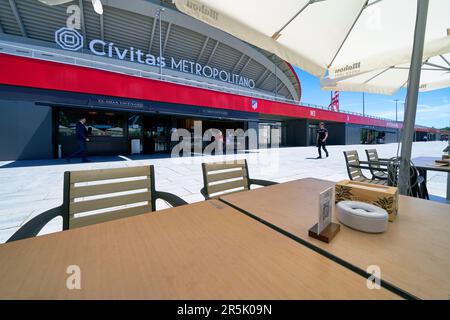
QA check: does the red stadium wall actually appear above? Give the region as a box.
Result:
[0,53,445,134]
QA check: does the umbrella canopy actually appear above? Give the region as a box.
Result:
[174,0,450,79]
[321,53,450,95]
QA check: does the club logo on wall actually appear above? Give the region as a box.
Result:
[251,99,258,110]
[55,27,84,51]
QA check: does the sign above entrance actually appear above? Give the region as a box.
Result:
[54,27,256,90]
[88,98,149,111]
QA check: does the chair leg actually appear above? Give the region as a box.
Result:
[420,181,430,200]
[417,168,430,200]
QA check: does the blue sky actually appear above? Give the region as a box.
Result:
[294,67,450,129]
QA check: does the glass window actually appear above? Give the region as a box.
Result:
[59,110,125,137]
[128,114,143,139]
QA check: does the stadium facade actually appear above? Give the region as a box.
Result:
[0,0,446,160]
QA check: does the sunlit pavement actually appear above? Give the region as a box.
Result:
[0,141,447,243]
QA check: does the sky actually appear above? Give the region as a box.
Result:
[294,67,450,129]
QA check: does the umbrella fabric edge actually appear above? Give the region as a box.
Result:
[174,0,327,78]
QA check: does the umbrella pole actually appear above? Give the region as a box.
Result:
[398,0,429,196]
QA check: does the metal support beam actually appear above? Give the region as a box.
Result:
[99,13,104,40]
[196,36,209,62]
[254,70,269,87]
[276,81,285,93]
[156,8,164,80]
[258,72,273,88]
[205,41,219,65]
[231,53,246,73]
[8,0,26,37]
[328,1,367,68]
[162,22,172,55]
[440,54,450,67]
[148,17,157,53]
[239,56,252,74]
[423,61,449,71]
[79,0,87,47]
[399,0,429,196]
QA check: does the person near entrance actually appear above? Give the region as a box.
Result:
[67,116,91,163]
[316,122,329,159]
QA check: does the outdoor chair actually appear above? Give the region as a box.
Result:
[343,150,388,185]
[7,165,187,242]
[365,149,390,180]
[200,159,278,199]
[387,158,429,200]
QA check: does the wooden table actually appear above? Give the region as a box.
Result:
[412,156,450,201]
[220,178,450,300]
[0,200,398,299]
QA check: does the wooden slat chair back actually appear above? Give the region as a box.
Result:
[366,149,380,168]
[343,150,370,182]
[7,165,188,242]
[66,166,156,229]
[201,160,249,199]
[365,148,389,180]
[200,159,278,199]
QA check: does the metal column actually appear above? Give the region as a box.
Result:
[398,0,429,195]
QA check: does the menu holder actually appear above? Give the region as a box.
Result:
[308,223,340,243]
[308,187,340,243]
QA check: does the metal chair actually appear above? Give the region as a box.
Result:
[200,159,278,199]
[365,149,390,180]
[343,150,388,185]
[7,165,187,242]
[387,158,429,199]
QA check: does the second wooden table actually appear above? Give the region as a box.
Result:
[220,178,450,300]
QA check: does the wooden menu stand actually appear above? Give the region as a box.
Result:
[308,222,340,243]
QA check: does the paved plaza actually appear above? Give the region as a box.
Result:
[0,141,448,243]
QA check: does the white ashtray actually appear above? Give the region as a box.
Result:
[336,201,388,233]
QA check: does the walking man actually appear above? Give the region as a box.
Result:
[67,116,90,163]
[316,122,329,159]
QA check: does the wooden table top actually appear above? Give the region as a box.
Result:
[412,156,450,172]
[220,178,450,300]
[0,199,399,300]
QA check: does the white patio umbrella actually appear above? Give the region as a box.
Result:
[174,0,450,195]
[320,53,450,95]
[175,0,450,79]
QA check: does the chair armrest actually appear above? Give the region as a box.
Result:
[7,205,64,243]
[154,191,188,208]
[249,179,279,187]
[348,164,372,170]
[361,160,389,166]
[368,160,390,166]
[349,164,388,172]
[372,173,388,180]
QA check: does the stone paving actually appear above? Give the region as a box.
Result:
[0,141,448,243]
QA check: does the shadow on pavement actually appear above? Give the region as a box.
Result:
[0,154,169,168]
[0,150,260,169]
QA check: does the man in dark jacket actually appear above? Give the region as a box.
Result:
[67,116,90,163]
[316,122,329,159]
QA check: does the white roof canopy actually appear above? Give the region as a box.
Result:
[175,0,450,78]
